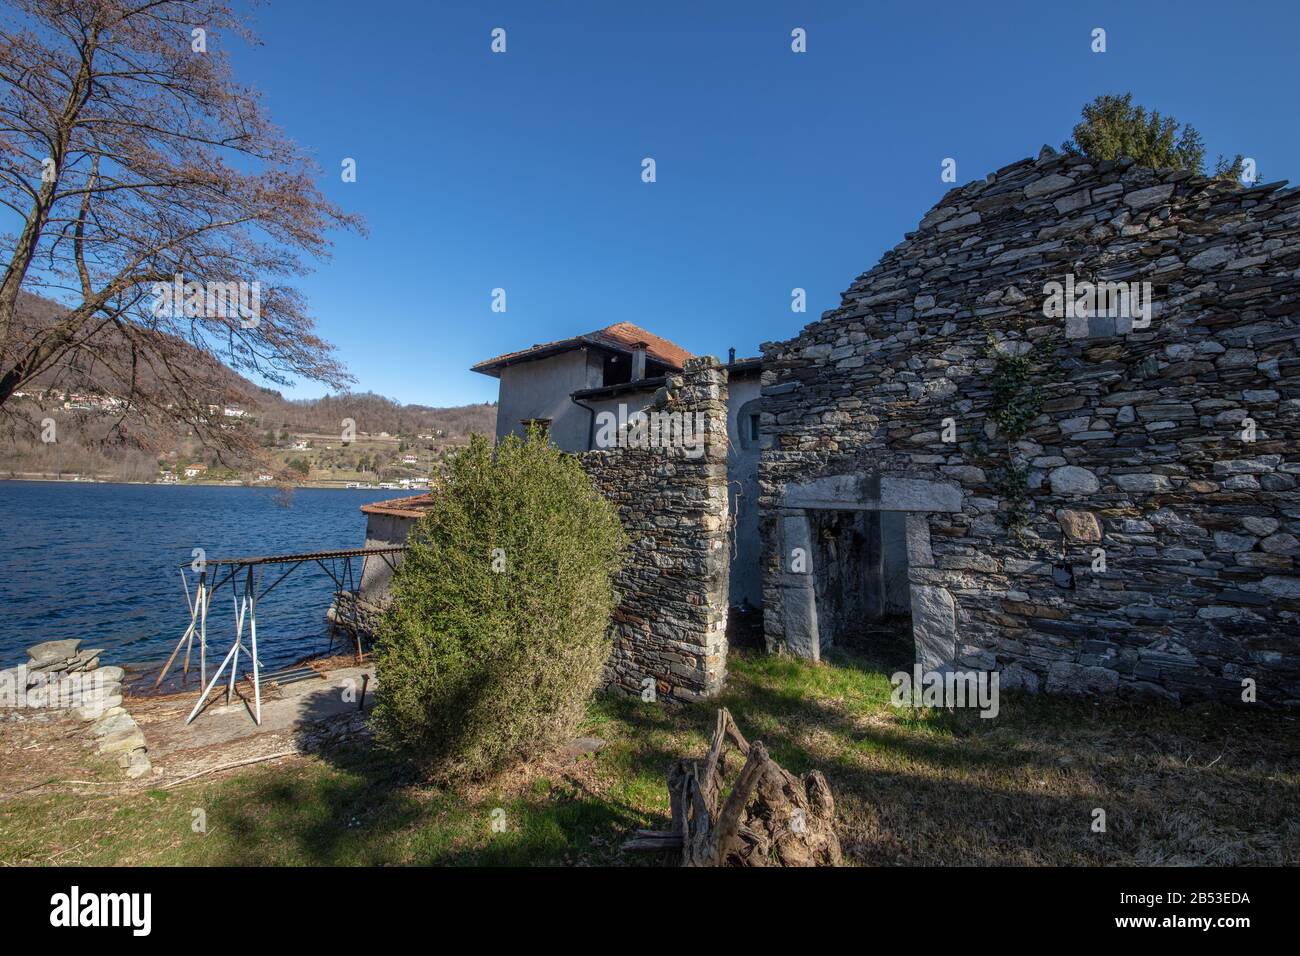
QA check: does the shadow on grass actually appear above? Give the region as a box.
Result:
[204,688,690,865]
[713,648,1300,865]
[205,645,1299,866]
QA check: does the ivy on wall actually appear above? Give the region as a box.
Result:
[975,323,1060,536]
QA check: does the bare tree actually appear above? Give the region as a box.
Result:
[0,0,361,460]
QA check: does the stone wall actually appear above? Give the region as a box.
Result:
[759,148,1300,705]
[579,357,731,701]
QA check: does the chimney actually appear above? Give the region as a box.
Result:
[631,341,647,381]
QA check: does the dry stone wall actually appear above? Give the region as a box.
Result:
[760,147,1300,705]
[579,357,731,702]
[0,639,151,776]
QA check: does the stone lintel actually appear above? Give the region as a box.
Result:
[782,474,963,513]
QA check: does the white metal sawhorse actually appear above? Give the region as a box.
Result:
[156,546,406,725]
[185,563,264,725]
[155,561,267,725]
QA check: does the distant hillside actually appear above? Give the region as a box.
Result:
[252,390,497,441]
[7,290,254,406]
[0,292,496,482]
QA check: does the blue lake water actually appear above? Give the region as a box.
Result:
[0,481,404,674]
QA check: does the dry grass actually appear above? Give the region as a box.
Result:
[713,649,1299,865]
[2,645,1296,866]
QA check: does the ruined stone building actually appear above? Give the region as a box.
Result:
[359,149,1299,707]
[762,148,1299,705]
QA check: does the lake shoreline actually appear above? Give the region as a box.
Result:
[0,482,399,671]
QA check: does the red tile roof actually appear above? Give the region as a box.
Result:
[471,322,693,377]
[360,493,437,519]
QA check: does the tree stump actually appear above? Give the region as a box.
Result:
[623,708,841,866]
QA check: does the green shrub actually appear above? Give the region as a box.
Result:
[1062,93,1247,180]
[371,429,627,784]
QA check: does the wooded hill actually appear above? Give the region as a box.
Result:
[0,293,496,480]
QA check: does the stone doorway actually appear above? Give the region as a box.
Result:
[770,473,963,670]
[806,509,911,660]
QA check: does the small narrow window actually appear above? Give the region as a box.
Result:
[521,418,552,436]
[735,398,762,450]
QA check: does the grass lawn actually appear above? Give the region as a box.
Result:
[2,646,1297,866]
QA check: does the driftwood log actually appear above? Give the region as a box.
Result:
[623,708,841,866]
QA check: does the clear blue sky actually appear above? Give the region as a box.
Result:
[224,0,1298,407]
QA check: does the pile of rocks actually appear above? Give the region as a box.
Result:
[2,639,152,778]
[87,706,151,779]
[25,638,107,698]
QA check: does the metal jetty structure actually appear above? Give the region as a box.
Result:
[155,546,406,725]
